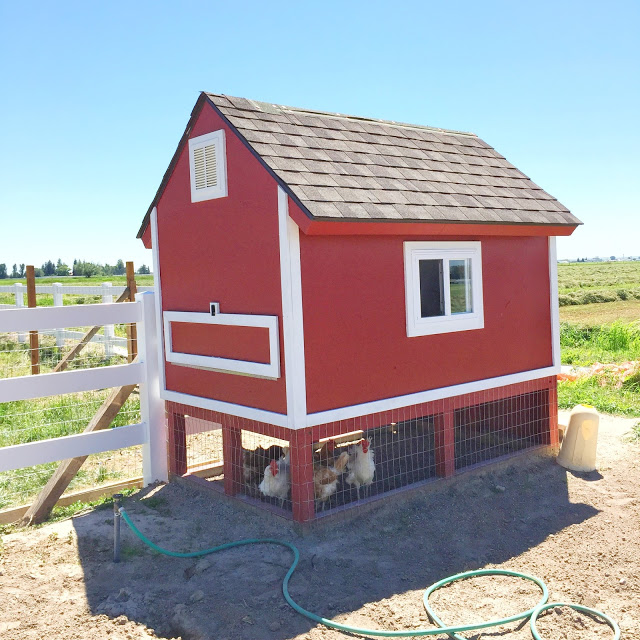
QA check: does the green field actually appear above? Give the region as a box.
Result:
[558,260,640,306]
[557,261,640,417]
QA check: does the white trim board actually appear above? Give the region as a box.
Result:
[278,186,307,428]
[161,388,288,428]
[548,237,561,369]
[163,311,280,379]
[304,365,560,428]
[0,301,141,333]
[150,207,167,394]
[0,361,145,404]
[0,423,146,472]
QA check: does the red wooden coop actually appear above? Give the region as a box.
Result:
[138,93,580,523]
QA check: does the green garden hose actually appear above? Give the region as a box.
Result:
[118,508,619,639]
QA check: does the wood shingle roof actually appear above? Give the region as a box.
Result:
[207,93,580,227]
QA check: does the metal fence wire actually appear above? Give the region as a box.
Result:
[169,383,553,521]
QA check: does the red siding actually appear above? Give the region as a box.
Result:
[170,323,271,364]
[300,232,553,413]
[156,103,287,414]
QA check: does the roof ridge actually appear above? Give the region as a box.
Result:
[205,92,477,139]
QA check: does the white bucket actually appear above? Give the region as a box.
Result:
[556,405,600,472]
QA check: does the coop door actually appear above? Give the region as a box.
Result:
[163,311,280,379]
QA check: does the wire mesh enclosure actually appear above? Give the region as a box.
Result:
[167,378,557,523]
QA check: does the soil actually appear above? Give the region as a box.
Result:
[1,411,638,640]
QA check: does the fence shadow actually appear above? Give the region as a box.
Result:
[73,452,598,640]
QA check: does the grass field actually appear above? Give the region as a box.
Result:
[557,260,640,306]
[557,261,640,417]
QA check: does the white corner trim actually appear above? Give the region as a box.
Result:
[278,186,307,428]
[150,207,167,393]
[304,365,560,428]
[188,130,228,202]
[160,388,288,428]
[548,237,561,369]
[404,240,484,337]
[163,311,280,380]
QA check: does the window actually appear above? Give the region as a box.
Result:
[188,130,228,202]
[404,241,484,337]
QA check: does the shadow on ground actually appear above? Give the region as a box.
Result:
[72,452,598,640]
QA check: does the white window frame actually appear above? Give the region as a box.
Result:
[404,241,484,337]
[188,130,228,202]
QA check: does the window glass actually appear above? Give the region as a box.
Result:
[419,259,444,317]
[449,258,472,314]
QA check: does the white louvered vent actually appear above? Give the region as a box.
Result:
[188,130,227,202]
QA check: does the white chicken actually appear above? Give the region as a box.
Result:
[346,438,375,500]
[258,450,290,506]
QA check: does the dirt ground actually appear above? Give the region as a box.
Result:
[1,411,638,640]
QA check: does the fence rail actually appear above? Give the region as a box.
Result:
[0,292,166,489]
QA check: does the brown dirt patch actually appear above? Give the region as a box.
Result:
[1,412,638,639]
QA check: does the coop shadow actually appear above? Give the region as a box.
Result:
[71,454,598,640]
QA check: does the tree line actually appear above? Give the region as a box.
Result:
[0,259,151,279]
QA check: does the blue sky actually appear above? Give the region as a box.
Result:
[0,0,638,270]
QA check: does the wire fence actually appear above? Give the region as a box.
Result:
[0,387,142,509]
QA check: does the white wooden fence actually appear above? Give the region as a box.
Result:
[0,283,154,353]
[0,292,167,486]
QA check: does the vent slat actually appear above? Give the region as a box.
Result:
[205,144,217,187]
[193,147,206,190]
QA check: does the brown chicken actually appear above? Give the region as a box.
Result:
[313,451,349,510]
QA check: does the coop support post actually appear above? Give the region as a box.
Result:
[26,266,40,374]
[434,401,455,478]
[167,411,187,476]
[14,283,26,343]
[222,420,243,496]
[548,377,559,447]
[137,292,168,485]
[52,283,63,349]
[102,282,115,358]
[290,428,315,523]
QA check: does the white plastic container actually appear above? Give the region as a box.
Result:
[556,405,600,472]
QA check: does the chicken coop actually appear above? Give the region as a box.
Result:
[137,93,580,523]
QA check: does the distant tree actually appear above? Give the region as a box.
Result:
[0,264,7,279]
[55,259,70,277]
[10,264,19,278]
[137,264,151,275]
[33,267,44,277]
[115,259,126,275]
[610,256,616,261]
[82,262,99,278]
[42,260,56,276]
[19,264,25,278]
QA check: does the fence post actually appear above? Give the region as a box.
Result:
[102,282,114,358]
[52,283,64,349]
[26,266,40,375]
[137,291,168,485]
[14,283,26,343]
[126,262,138,362]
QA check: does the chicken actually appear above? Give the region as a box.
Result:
[258,451,290,506]
[243,444,284,486]
[346,438,375,500]
[313,439,336,464]
[313,451,350,510]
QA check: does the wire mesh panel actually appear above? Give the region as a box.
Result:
[0,388,141,509]
[240,430,290,509]
[454,389,549,470]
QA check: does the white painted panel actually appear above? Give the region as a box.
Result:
[163,311,280,379]
[0,362,145,403]
[0,423,146,472]
[0,301,141,333]
[549,237,561,368]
